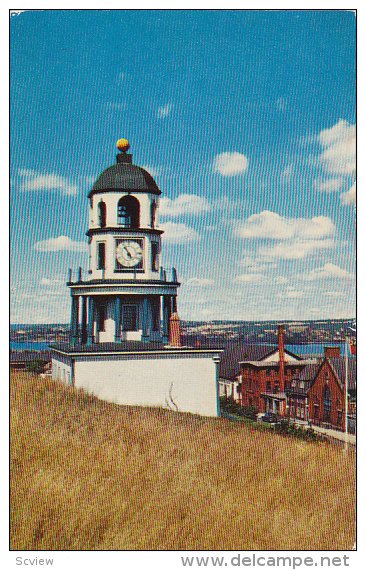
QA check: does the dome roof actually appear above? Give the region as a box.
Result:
[89,155,161,197]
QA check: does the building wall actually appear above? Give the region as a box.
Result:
[241,365,303,413]
[308,360,346,430]
[52,357,72,386]
[72,352,220,417]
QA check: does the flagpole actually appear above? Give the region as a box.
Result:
[344,336,349,453]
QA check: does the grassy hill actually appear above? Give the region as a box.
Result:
[10,371,355,550]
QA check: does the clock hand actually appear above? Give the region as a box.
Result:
[124,246,132,259]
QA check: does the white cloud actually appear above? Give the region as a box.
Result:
[157,103,172,119]
[161,222,199,242]
[282,164,294,178]
[324,291,345,298]
[18,169,78,195]
[239,256,277,272]
[317,119,355,176]
[160,194,210,217]
[278,289,305,299]
[40,278,62,286]
[213,152,248,176]
[105,101,127,111]
[234,273,262,283]
[341,182,356,205]
[274,276,288,285]
[315,178,344,193]
[237,211,335,240]
[185,278,214,287]
[276,97,286,111]
[260,238,334,260]
[34,235,87,252]
[304,263,353,281]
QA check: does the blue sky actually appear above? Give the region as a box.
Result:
[10,9,356,323]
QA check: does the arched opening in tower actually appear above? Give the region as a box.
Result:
[117,196,140,228]
[98,201,106,228]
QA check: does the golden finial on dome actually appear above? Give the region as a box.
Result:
[116,138,130,152]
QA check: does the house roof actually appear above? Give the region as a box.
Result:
[298,363,322,383]
[297,357,357,391]
[328,357,357,391]
[219,343,275,380]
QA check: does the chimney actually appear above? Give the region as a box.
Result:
[278,324,285,393]
[324,346,341,358]
[169,313,182,347]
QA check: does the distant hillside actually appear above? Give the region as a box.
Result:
[10,371,355,550]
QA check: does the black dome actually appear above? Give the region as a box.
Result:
[89,156,161,197]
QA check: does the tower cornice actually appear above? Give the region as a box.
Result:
[86,227,164,237]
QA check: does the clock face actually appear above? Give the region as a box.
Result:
[116,240,143,268]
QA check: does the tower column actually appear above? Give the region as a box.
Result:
[71,295,79,344]
[141,297,149,343]
[81,296,88,344]
[162,295,171,344]
[87,296,95,346]
[114,296,121,342]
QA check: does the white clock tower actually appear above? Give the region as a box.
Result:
[68,138,179,345]
[51,138,222,418]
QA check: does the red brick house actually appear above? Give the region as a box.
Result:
[239,327,307,415]
[307,347,356,432]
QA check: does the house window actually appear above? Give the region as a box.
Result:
[117,196,140,228]
[122,305,138,331]
[98,202,106,228]
[266,381,271,392]
[151,242,159,272]
[266,369,271,376]
[337,410,343,426]
[97,242,106,270]
[314,404,319,419]
[323,385,332,422]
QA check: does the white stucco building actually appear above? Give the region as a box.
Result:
[51,139,222,417]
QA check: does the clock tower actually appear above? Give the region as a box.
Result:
[67,139,179,345]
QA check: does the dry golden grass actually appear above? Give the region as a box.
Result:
[10,370,355,551]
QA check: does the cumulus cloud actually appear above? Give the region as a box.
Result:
[160,194,210,217]
[279,290,304,299]
[274,276,288,285]
[276,97,286,111]
[161,222,199,242]
[237,211,335,240]
[18,169,78,195]
[304,263,353,281]
[40,277,62,286]
[185,278,214,286]
[341,182,356,205]
[234,273,262,283]
[34,235,87,252]
[213,152,249,176]
[317,119,355,176]
[315,178,344,193]
[239,256,277,272]
[260,239,334,260]
[157,103,172,119]
[282,164,294,178]
[324,291,344,298]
